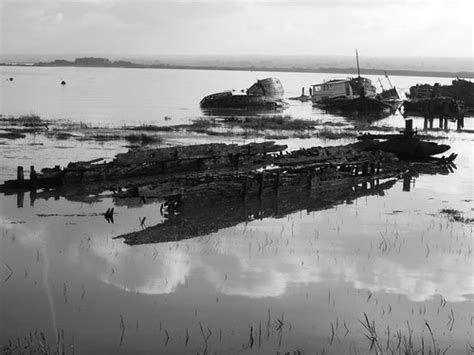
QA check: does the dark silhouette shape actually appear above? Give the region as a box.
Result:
[60,80,66,85]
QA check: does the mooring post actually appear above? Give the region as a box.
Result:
[17,166,24,181]
[259,172,264,198]
[443,118,448,130]
[438,117,443,128]
[309,87,312,96]
[423,116,428,130]
[301,87,305,96]
[30,166,37,181]
[405,119,413,135]
[403,175,411,192]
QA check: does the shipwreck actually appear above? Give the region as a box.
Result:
[403,78,473,117]
[0,126,458,244]
[200,77,288,111]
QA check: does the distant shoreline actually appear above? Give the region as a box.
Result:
[1,60,472,79]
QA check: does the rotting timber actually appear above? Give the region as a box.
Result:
[1,138,457,242]
[1,138,456,197]
[0,137,455,244]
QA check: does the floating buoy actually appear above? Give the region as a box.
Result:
[60,80,66,85]
[9,77,13,81]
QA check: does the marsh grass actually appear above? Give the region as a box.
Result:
[360,314,450,355]
[221,115,316,131]
[317,127,357,139]
[440,208,474,224]
[1,329,71,355]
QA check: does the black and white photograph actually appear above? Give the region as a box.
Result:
[0,0,473,353]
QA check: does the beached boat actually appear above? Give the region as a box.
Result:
[200,77,287,110]
[310,76,395,113]
[310,51,401,114]
[376,73,403,110]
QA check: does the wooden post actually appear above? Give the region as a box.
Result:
[30,166,37,181]
[405,119,413,135]
[403,174,411,192]
[301,87,305,96]
[17,166,24,181]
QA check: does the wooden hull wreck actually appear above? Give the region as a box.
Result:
[200,77,287,110]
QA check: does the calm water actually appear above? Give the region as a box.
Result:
[0,66,456,126]
[0,67,473,354]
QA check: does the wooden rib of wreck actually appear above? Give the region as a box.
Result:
[0,141,287,191]
[200,77,288,110]
[0,138,456,204]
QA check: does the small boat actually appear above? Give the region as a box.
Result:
[200,78,287,110]
[375,73,403,110]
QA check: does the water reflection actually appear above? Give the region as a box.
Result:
[115,178,397,245]
[1,162,472,353]
[315,106,399,123]
[201,106,287,117]
[2,159,469,304]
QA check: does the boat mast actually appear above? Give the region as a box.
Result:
[384,71,394,89]
[355,48,365,99]
[355,48,361,78]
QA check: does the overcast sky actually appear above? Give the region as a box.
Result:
[1,0,472,58]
